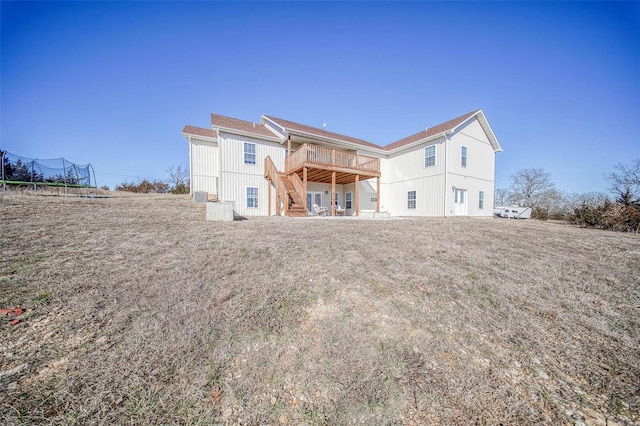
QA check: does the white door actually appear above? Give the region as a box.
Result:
[454,189,467,216]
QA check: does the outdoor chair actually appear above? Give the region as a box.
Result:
[312,204,328,216]
[335,204,346,216]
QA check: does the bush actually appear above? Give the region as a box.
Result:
[115,179,169,194]
[570,200,640,233]
[170,183,190,195]
[531,207,549,220]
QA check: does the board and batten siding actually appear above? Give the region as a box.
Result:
[189,138,219,195]
[381,136,446,216]
[218,131,285,217]
[445,118,496,217]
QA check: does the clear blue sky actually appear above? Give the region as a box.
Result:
[2,1,639,193]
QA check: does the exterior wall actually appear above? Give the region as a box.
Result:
[188,116,499,218]
[189,138,219,195]
[218,131,285,217]
[381,136,446,216]
[445,118,496,217]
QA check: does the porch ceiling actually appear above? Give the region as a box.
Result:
[293,167,368,185]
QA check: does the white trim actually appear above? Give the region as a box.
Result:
[214,126,281,143]
[182,132,217,143]
[386,131,450,157]
[246,186,259,208]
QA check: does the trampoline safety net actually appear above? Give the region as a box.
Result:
[1,150,96,190]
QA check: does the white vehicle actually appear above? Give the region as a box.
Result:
[494,206,532,219]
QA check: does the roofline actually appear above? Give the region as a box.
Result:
[181,132,218,143]
[284,127,387,154]
[474,109,503,152]
[385,130,453,154]
[214,125,282,142]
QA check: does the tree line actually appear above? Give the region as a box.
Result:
[115,165,190,194]
[497,159,640,232]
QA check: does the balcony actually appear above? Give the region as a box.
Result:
[284,143,380,184]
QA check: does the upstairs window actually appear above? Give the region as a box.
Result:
[247,187,258,208]
[408,190,416,209]
[479,191,484,209]
[244,143,256,165]
[461,146,467,168]
[425,145,436,167]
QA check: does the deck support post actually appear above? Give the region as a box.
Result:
[268,180,272,216]
[376,177,380,213]
[303,167,308,210]
[331,171,336,216]
[355,174,360,216]
[287,136,291,171]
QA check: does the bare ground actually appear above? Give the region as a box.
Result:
[0,193,638,425]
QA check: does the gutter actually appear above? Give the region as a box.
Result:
[444,133,449,217]
[215,126,281,143]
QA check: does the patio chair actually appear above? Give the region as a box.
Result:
[335,204,346,216]
[312,204,328,216]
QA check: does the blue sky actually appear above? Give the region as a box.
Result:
[1,1,638,193]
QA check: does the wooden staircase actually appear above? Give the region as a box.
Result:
[280,173,307,217]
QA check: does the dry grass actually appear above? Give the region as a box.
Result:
[1,192,638,425]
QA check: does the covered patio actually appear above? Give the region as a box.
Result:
[265,139,381,217]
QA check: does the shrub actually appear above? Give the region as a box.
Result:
[571,200,640,233]
[115,179,169,194]
[531,207,549,220]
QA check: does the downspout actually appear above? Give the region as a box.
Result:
[443,132,449,217]
[188,136,193,196]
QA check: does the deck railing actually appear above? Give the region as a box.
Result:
[285,143,380,174]
[288,172,306,209]
[264,156,287,213]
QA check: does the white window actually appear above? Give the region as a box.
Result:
[461,146,467,168]
[332,193,340,207]
[408,191,416,209]
[345,192,352,209]
[479,191,484,210]
[425,145,436,167]
[247,187,258,208]
[244,143,256,165]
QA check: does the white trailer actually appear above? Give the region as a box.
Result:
[493,206,532,219]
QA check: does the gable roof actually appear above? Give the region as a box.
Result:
[383,110,478,151]
[263,115,382,150]
[184,109,501,152]
[182,125,218,139]
[211,113,276,138]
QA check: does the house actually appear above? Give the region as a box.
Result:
[181,110,502,217]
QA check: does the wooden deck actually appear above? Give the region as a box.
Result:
[284,143,380,183]
[266,142,381,217]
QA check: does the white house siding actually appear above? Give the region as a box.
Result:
[218,131,285,217]
[189,138,219,195]
[382,136,446,216]
[445,118,496,217]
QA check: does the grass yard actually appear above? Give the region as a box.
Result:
[1,193,638,425]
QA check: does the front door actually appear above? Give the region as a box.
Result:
[454,189,467,216]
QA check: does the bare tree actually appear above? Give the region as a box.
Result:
[494,188,511,207]
[606,159,640,205]
[166,165,190,194]
[509,168,556,208]
[567,192,610,209]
